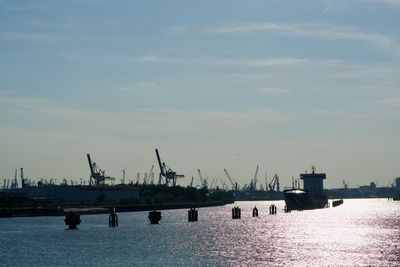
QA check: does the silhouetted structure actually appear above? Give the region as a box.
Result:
[252,206,258,217]
[232,206,241,219]
[109,208,118,227]
[65,212,81,229]
[332,199,344,207]
[188,208,198,222]
[148,210,162,224]
[87,153,116,186]
[284,166,328,210]
[269,204,277,215]
[284,205,291,213]
[155,149,184,186]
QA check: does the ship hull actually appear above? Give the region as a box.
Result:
[234,190,283,201]
[284,189,328,210]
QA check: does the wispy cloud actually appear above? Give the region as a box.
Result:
[135,54,162,62]
[220,58,305,67]
[332,67,399,78]
[0,95,287,136]
[118,82,168,95]
[203,22,400,55]
[0,31,55,43]
[361,0,400,5]
[132,54,306,67]
[222,73,276,82]
[310,108,399,121]
[0,95,55,108]
[376,96,400,105]
[62,51,306,68]
[256,88,289,95]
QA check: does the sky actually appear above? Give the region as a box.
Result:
[0,0,399,189]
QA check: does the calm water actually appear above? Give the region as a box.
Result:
[1,199,399,266]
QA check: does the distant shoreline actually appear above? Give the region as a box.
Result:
[0,201,230,218]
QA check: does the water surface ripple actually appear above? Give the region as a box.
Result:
[1,199,399,266]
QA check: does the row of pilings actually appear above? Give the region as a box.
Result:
[65,205,289,229]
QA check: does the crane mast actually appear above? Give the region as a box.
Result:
[148,165,155,184]
[155,149,165,184]
[223,168,238,191]
[268,174,280,192]
[87,153,115,186]
[197,169,208,189]
[155,149,184,186]
[251,165,259,191]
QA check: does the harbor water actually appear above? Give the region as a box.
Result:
[1,199,399,266]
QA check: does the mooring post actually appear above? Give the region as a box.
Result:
[232,206,241,219]
[109,207,118,227]
[188,208,198,222]
[284,205,291,213]
[269,204,277,215]
[148,210,162,224]
[65,212,81,229]
[252,206,258,217]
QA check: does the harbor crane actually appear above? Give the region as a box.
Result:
[197,169,208,189]
[265,173,268,191]
[268,174,280,192]
[11,169,18,189]
[87,154,115,186]
[155,149,184,186]
[136,173,140,185]
[244,165,259,191]
[19,167,33,187]
[148,165,155,184]
[249,165,259,191]
[343,179,348,189]
[210,178,216,189]
[21,167,26,188]
[223,168,238,191]
[119,167,127,184]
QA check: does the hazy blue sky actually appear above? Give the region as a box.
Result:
[0,0,399,188]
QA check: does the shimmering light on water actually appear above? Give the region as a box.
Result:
[1,199,399,266]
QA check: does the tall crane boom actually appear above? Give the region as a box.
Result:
[251,165,259,191]
[87,153,115,186]
[268,174,280,192]
[155,149,184,186]
[20,167,26,188]
[224,168,238,191]
[155,149,164,182]
[149,165,155,184]
[210,178,216,189]
[198,169,208,189]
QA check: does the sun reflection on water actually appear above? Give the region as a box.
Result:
[0,199,399,266]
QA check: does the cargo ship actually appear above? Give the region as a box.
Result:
[284,166,328,210]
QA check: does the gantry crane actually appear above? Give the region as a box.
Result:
[223,168,238,191]
[210,178,216,189]
[155,149,184,186]
[148,165,155,184]
[87,154,115,186]
[268,174,280,192]
[119,167,127,184]
[197,169,208,190]
[249,165,259,191]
